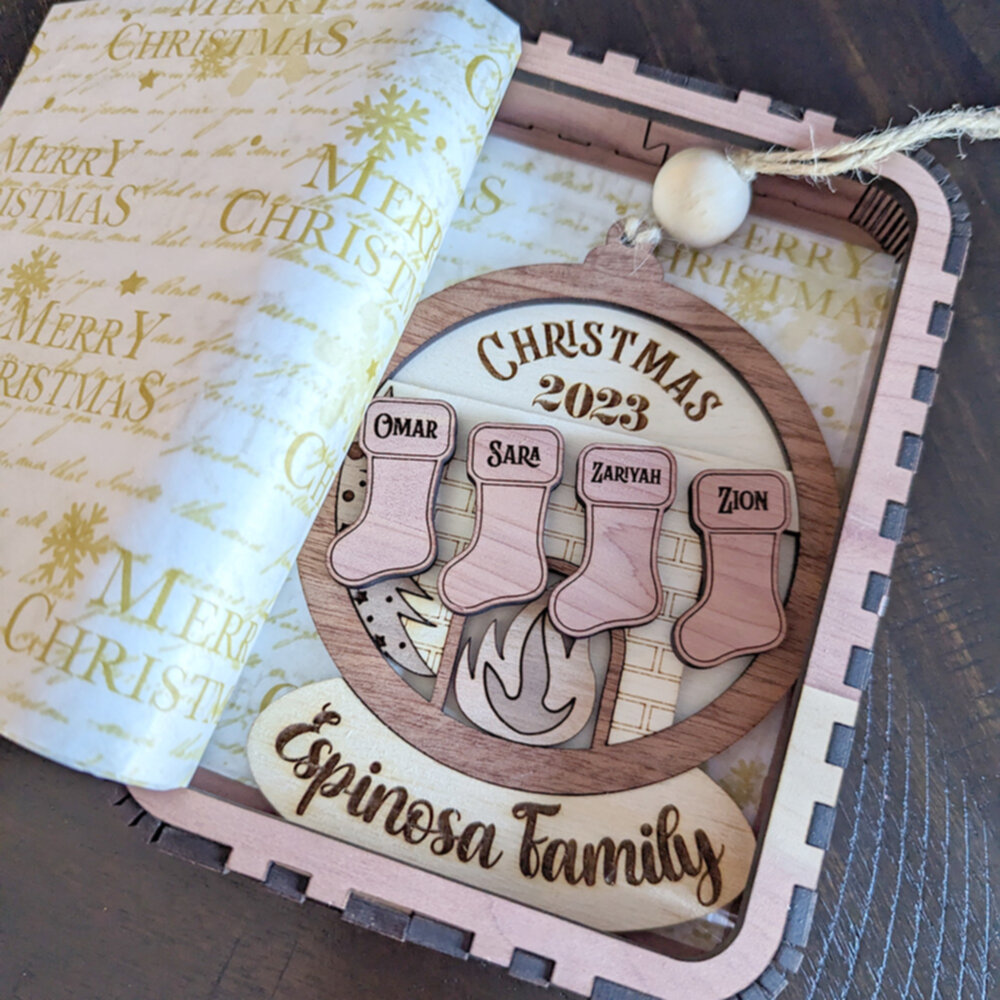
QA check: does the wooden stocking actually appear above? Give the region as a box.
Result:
[672,470,792,668]
[327,397,456,587]
[438,423,563,615]
[548,444,677,638]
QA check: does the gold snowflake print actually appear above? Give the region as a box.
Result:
[1,246,59,305]
[192,38,232,80]
[723,274,777,325]
[346,84,428,160]
[718,758,767,810]
[36,503,113,591]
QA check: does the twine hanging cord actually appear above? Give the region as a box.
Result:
[729,105,1000,179]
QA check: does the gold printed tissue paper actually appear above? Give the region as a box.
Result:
[0,0,519,788]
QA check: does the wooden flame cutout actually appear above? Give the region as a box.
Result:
[453,591,597,746]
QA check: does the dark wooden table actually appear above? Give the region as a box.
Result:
[1,2,996,998]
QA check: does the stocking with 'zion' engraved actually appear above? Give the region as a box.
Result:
[548,444,677,638]
[673,469,791,668]
[328,397,456,588]
[438,423,563,615]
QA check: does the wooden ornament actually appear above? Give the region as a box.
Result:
[297,223,840,794]
[438,423,563,614]
[328,397,456,588]
[673,470,792,668]
[548,443,677,638]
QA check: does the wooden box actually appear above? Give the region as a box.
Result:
[125,33,968,1000]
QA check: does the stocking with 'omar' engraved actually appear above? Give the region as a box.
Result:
[328,397,456,588]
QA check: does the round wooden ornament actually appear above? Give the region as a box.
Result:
[298,222,839,796]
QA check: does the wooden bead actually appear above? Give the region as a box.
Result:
[651,147,752,248]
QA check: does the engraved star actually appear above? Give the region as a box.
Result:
[138,70,158,90]
[118,271,147,295]
[354,590,369,605]
[372,633,387,650]
[366,359,379,381]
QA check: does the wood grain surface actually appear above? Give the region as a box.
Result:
[1,2,997,999]
[549,442,677,638]
[327,397,456,588]
[438,422,563,615]
[673,470,791,669]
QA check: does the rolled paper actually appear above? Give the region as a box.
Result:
[0,0,519,788]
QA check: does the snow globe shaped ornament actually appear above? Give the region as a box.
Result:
[248,222,839,937]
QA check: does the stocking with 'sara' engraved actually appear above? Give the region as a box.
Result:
[327,397,456,588]
[438,423,563,615]
[548,444,677,638]
[673,469,791,668]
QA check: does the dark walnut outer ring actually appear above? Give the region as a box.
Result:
[299,244,839,796]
